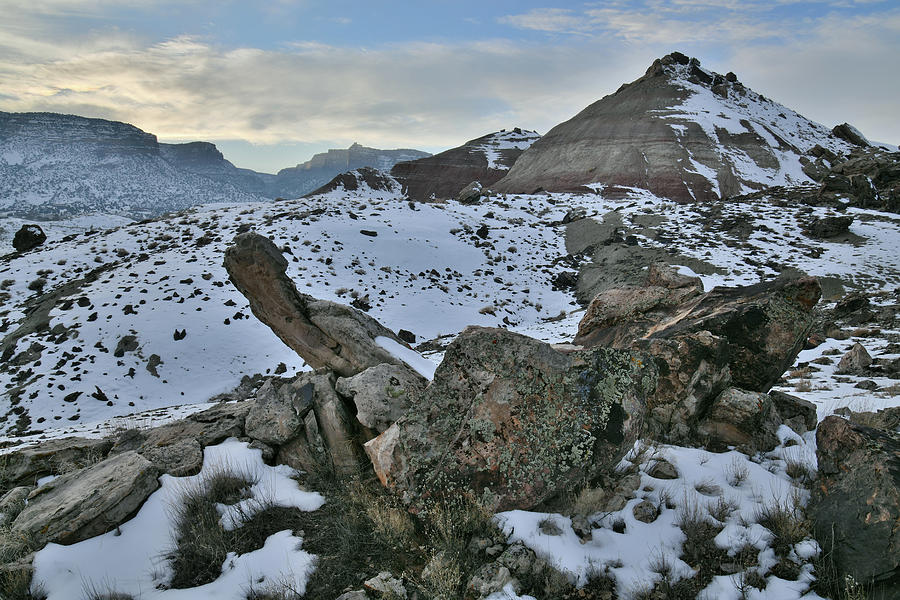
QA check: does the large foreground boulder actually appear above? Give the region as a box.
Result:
[224,232,406,377]
[577,274,821,393]
[12,451,159,546]
[810,416,900,597]
[364,327,656,512]
[12,224,47,252]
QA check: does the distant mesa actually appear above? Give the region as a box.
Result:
[492,52,857,202]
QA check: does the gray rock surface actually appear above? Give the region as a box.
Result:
[12,451,159,545]
[336,363,427,434]
[245,378,311,445]
[0,437,112,489]
[696,387,780,450]
[836,342,872,374]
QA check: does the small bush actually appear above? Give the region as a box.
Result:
[27,278,46,293]
[754,494,809,557]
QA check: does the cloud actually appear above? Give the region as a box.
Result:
[0,30,651,150]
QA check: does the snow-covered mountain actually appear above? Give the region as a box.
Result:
[0,112,267,220]
[495,52,858,201]
[0,113,432,220]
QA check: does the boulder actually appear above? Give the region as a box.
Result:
[224,232,405,377]
[578,275,821,394]
[12,224,47,252]
[336,363,427,435]
[831,123,869,147]
[364,327,656,512]
[807,215,853,239]
[308,371,365,476]
[636,331,732,441]
[0,437,112,488]
[811,416,899,596]
[457,181,484,204]
[836,342,872,374]
[696,387,780,451]
[245,377,314,446]
[12,451,159,545]
[768,390,817,434]
[108,401,248,476]
[575,263,703,347]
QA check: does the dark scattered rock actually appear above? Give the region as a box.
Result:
[12,224,47,252]
[768,390,817,434]
[697,387,780,451]
[811,416,899,596]
[397,329,416,344]
[807,215,853,239]
[364,326,657,512]
[457,181,484,205]
[113,335,139,358]
[173,328,187,341]
[632,499,660,523]
[360,229,378,237]
[836,342,872,374]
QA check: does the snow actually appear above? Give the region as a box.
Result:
[375,335,438,380]
[32,438,324,599]
[476,129,540,170]
[496,432,822,600]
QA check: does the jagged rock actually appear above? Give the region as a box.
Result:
[835,406,900,432]
[697,387,780,450]
[0,437,112,488]
[12,451,159,545]
[807,215,853,239]
[636,331,732,441]
[108,401,248,475]
[0,486,31,525]
[12,224,47,252]
[245,377,314,446]
[811,416,899,596]
[647,458,679,480]
[363,571,407,599]
[364,327,656,511]
[457,181,484,204]
[576,263,703,347]
[224,232,405,377]
[113,334,139,357]
[833,292,871,319]
[336,363,427,435]
[832,123,869,147]
[578,275,820,394]
[836,342,872,374]
[769,390,817,434]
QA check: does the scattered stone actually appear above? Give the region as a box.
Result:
[811,416,899,595]
[632,500,660,523]
[831,123,869,147]
[697,387,780,451]
[646,458,679,480]
[768,390,817,434]
[363,571,407,599]
[397,329,416,344]
[113,335,139,357]
[364,327,656,511]
[12,451,159,545]
[836,342,872,374]
[457,181,484,204]
[12,224,47,252]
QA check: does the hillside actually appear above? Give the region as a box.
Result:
[494,52,857,201]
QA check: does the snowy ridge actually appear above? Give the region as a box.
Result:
[475,129,540,170]
[655,62,854,197]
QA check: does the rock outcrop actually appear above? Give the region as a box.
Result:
[811,416,900,597]
[391,129,539,202]
[493,53,851,202]
[0,437,112,489]
[364,327,656,512]
[336,363,427,436]
[224,232,407,377]
[11,451,159,545]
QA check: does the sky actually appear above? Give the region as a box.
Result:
[1,1,897,173]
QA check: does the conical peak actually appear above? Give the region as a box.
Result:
[643,51,741,90]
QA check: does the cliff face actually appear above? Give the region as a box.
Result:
[0,112,265,219]
[273,143,430,198]
[390,128,539,201]
[493,53,854,202]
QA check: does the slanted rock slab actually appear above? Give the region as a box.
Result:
[224,232,405,377]
[12,451,159,545]
[364,326,656,512]
[1,437,112,488]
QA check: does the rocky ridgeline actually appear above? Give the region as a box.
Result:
[4,234,896,598]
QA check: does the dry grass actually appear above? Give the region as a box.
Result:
[754,493,809,558]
